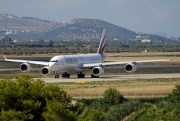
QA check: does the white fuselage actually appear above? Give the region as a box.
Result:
[48,53,103,73]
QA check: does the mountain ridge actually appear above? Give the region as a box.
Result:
[0,13,175,42]
[0,13,65,32]
[44,18,137,41]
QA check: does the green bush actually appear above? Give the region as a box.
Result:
[103,88,126,106]
[104,100,143,121]
[168,84,180,103]
[0,75,78,121]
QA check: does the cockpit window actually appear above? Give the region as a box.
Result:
[50,60,58,62]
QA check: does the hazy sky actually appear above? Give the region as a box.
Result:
[1,0,180,36]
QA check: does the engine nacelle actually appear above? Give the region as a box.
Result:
[125,63,137,73]
[20,63,32,72]
[92,67,104,76]
[41,66,51,76]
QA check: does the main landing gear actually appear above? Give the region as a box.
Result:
[54,72,70,79]
[54,72,99,79]
[55,72,85,78]
[62,73,70,78]
[77,73,85,78]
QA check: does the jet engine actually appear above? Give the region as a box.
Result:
[20,63,32,72]
[41,66,51,76]
[92,67,104,76]
[124,63,137,73]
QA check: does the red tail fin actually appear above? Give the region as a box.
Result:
[97,29,106,54]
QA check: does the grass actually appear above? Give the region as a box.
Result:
[0,71,179,98]
[0,70,45,79]
[56,78,180,97]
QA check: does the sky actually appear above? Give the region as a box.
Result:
[0,0,180,37]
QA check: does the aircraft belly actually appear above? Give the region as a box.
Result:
[59,64,88,73]
[74,68,89,73]
[61,64,77,72]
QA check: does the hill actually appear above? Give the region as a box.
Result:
[0,13,65,33]
[44,18,137,41]
[0,14,175,42]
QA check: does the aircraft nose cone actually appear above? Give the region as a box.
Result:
[49,56,63,71]
[49,62,56,70]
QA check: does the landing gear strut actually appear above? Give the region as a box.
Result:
[54,72,60,79]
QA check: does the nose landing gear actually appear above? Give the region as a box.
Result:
[54,72,60,79]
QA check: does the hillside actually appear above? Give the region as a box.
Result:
[0,13,65,32]
[0,14,175,42]
[44,18,137,41]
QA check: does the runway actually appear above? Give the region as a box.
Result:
[38,73,180,83]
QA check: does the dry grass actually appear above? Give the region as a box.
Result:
[105,57,180,65]
[0,70,45,79]
[105,52,180,64]
[105,52,180,56]
[58,78,180,96]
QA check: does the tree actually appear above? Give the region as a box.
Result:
[103,88,126,106]
[168,84,180,103]
[42,100,76,121]
[82,109,105,121]
[48,40,54,47]
[0,75,77,121]
[104,101,143,121]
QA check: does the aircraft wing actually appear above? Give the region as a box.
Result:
[4,56,49,66]
[82,58,173,68]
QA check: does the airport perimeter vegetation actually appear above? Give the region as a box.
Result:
[1,39,180,55]
[0,75,180,120]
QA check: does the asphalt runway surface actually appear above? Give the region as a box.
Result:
[38,73,180,83]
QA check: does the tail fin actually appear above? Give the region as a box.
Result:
[97,29,106,54]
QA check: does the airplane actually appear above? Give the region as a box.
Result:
[4,29,173,79]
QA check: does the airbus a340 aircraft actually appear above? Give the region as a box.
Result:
[4,29,172,79]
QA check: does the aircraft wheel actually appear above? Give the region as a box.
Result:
[55,74,59,79]
[67,74,70,78]
[62,73,70,78]
[57,75,59,78]
[78,73,85,78]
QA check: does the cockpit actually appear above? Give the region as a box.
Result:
[50,60,58,62]
[49,56,63,71]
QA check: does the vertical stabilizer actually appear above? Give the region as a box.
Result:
[97,29,106,54]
